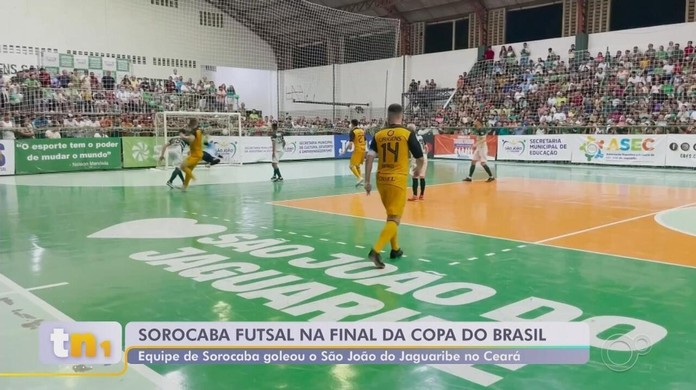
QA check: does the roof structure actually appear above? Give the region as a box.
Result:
[307,0,556,23]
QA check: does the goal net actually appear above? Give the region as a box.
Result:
[154,112,243,169]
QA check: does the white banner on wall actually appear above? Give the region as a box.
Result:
[0,53,40,75]
[209,136,335,164]
[0,140,16,176]
[497,135,571,161]
[665,134,696,168]
[569,134,666,166]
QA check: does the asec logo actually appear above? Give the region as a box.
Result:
[579,136,655,161]
[39,321,122,365]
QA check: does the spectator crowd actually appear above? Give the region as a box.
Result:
[4,39,696,140]
[409,40,696,135]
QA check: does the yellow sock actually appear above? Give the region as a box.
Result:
[373,221,398,253]
[350,165,362,179]
[390,230,399,252]
[182,166,195,187]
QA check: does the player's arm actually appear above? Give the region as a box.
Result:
[181,130,196,144]
[271,137,276,155]
[364,138,378,195]
[407,132,425,175]
[159,142,170,160]
[344,130,355,155]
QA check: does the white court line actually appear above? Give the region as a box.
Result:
[26,282,69,292]
[355,245,366,249]
[467,257,478,261]
[0,273,173,388]
[271,202,696,270]
[268,181,472,205]
[535,202,696,244]
[485,253,496,257]
[0,282,69,297]
[302,235,313,238]
[449,262,460,265]
[418,258,431,262]
[501,249,511,252]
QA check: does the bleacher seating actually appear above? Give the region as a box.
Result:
[411,41,696,135]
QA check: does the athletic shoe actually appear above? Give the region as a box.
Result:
[463,177,473,182]
[389,249,404,259]
[356,178,364,187]
[166,181,174,189]
[418,195,424,200]
[486,177,496,182]
[408,196,418,201]
[368,249,385,269]
[276,177,284,182]
[271,177,278,182]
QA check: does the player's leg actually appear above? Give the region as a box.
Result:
[409,176,418,201]
[167,168,183,188]
[349,153,364,186]
[478,153,495,182]
[463,160,476,182]
[418,158,427,200]
[181,157,199,189]
[369,183,406,268]
[202,152,221,167]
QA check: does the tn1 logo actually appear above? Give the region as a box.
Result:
[50,328,112,358]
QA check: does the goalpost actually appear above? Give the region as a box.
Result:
[154,111,243,169]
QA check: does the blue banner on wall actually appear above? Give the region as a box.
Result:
[333,134,372,159]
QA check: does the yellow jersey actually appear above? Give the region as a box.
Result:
[369,125,423,180]
[349,127,366,153]
[189,128,203,158]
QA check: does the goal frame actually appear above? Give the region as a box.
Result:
[155,111,243,169]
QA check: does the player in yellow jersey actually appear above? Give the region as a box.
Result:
[345,119,366,186]
[179,118,203,191]
[364,104,424,269]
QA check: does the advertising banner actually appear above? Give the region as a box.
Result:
[434,134,497,160]
[0,140,16,176]
[497,135,571,161]
[569,135,666,166]
[283,135,335,160]
[209,136,335,164]
[0,53,40,75]
[122,137,162,168]
[665,134,696,168]
[208,136,242,165]
[333,134,372,159]
[14,138,122,174]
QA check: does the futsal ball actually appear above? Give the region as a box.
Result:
[222,129,230,136]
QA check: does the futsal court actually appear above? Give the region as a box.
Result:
[1,159,695,390]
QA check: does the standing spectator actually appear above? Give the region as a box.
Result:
[520,43,531,66]
[170,69,179,80]
[484,46,494,61]
[164,76,176,93]
[101,71,115,90]
[58,70,71,88]
[685,41,694,59]
[38,68,51,87]
[1,112,14,140]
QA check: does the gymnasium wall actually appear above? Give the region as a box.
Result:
[202,67,279,116]
[279,21,695,118]
[0,0,276,80]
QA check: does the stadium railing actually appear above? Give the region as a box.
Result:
[423,48,696,130]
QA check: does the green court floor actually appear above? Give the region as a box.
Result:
[0,160,695,390]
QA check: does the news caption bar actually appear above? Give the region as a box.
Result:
[124,322,589,365]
